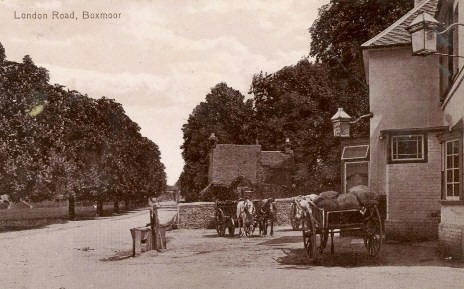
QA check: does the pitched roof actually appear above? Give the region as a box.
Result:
[331,107,352,120]
[260,151,292,168]
[361,0,439,48]
[210,144,261,185]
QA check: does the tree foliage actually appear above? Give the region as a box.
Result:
[179,1,414,200]
[250,60,340,192]
[0,43,166,209]
[309,0,413,134]
[179,83,255,201]
[310,0,413,79]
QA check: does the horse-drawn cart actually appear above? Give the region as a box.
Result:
[302,199,383,261]
[215,200,237,237]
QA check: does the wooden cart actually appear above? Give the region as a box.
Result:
[215,200,237,237]
[302,199,383,261]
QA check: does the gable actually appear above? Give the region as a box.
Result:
[260,151,293,168]
[361,0,439,48]
[209,144,261,185]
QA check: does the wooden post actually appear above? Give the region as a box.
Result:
[113,200,120,214]
[150,205,156,250]
[68,193,75,220]
[151,204,166,251]
[97,198,104,217]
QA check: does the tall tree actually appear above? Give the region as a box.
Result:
[180,83,255,201]
[309,0,413,134]
[0,42,167,217]
[250,59,340,192]
[0,43,5,63]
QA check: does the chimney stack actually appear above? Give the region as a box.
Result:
[208,133,218,150]
[283,138,293,154]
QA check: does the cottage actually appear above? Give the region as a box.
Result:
[359,0,464,256]
[207,135,295,198]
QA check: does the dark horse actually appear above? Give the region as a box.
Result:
[256,198,276,236]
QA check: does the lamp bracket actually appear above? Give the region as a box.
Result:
[349,112,374,124]
[437,22,464,35]
[432,52,464,59]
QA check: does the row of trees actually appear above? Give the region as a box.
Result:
[0,43,166,217]
[179,0,412,201]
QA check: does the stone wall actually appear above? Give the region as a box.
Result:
[178,202,216,229]
[177,198,294,229]
[439,203,464,258]
[273,198,293,226]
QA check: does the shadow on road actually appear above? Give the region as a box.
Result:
[274,243,464,268]
[100,250,133,262]
[258,236,301,245]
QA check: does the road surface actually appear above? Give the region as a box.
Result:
[0,208,463,289]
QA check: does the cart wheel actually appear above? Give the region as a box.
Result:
[320,231,329,252]
[302,214,318,262]
[228,219,235,237]
[364,205,382,257]
[215,209,225,237]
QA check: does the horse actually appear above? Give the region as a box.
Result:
[290,198,304,230]
[236,198,255,237]
[257,198,276,236]
[290,195,316,230]
[0,194,11,210]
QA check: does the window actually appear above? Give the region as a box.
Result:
[445,139,460,200]
[391,134,425,162]
[341,145,369,160]
[344,161,368,193]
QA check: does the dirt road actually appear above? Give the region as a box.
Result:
[1,209,463,289]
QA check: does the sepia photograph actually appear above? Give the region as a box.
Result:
[1,0,464,288]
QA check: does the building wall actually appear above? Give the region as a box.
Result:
[384,132,442,240]
[437,0,464,259]
[367,47,442,239]
[368,47,442,193]
[209,144,294,190]
[439,204,464,258]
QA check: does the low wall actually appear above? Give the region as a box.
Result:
[0,201,139,231]
[177,198,294,229]
[439,202,464,259]
[273,198,293,226]
[178,202,216,229]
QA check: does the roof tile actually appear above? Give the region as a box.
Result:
[362,0,439,48]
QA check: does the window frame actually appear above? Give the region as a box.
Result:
[444,139,460,200]
[344,160,369,194]
[341,145,369,161]
[388,133,428,164]
[439,124,463,202]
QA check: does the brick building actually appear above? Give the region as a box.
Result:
[207,140,294,198]
[359,0,464,256]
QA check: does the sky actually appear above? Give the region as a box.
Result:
[1,0,328,185]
